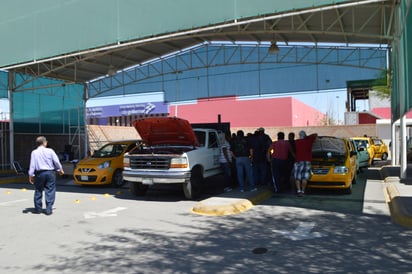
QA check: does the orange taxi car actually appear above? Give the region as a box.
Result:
[74,140,140,187]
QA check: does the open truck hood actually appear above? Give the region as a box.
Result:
[132,117,199,147]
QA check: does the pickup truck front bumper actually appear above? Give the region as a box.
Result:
[123,169,191,185]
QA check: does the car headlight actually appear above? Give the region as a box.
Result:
[170,157,188,168]
[123,157,130,168]
[334,166,348,174]
[97,161,111,169]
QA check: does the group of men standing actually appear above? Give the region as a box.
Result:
[219,128,317,196]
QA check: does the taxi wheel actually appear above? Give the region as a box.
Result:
[352,172,357,185]
[344,184,352,194]
[111,169,125,187]
[382,153,388,161]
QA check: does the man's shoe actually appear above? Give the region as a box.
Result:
[250,188,258,192]
[45,211,53,216]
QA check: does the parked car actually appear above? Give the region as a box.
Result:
[371,137,389,160]
[73,140,141,187]
[350,138,371,171]
[308,136,357,194]
[351,136,375,166]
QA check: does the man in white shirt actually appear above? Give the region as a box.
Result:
[28,136,64,215]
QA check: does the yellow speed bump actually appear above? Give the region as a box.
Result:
[192,197,253,216]
[192,189,273,216]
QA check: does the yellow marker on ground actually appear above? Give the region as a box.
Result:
[21,188,27,192]
[74,199,81,204]
[104,193,111,197]
[90,196,97,200]
[5,190,11,195]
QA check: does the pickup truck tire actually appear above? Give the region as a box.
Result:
[111,169,125,188]
[183,167,204,199]
[130,182,148,196]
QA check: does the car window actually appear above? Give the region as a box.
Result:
[208,132,218,148]
[93,143,127,158]
[194,131,206,147]
[312,137,346,156]
[373,139,383,145]
[353,139,368,148]
[126,142,140,152]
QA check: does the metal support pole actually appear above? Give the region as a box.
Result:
[7,71,14,169]
[391,122,396,165]
[400,116,407,177]
[398,3,408,179]
[83,83,89,158]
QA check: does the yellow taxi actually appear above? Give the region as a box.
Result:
[308,136,357,194]
[73,140,141,187]
[351,136,375,165]
[371,137,389,161]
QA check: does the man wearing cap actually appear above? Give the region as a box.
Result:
[294,130,317,196]
[28,136,64,215]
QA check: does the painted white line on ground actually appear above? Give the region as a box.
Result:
[0,199,28,206]
[84,207,127,219]
[272,222,328,241]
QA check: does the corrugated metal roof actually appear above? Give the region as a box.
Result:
[0,0,397,84]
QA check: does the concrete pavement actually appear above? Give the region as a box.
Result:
[192,165,412,229]
[2,166,412,228]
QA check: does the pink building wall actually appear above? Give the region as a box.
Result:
[169,96,324,127]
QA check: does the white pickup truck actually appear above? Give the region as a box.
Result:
[123,116,223,199]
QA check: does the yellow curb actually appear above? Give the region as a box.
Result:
[385,183,412,228]
[192,197,253,216]
[191,189,273,216]
[0,176,28,184]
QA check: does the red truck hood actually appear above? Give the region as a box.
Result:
[132,117,199,146]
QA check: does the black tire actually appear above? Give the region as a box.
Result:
[344,183,352,194]
[352,171,357,185]
[382,152,388,161]
[130,182,148,196]
[111,169,125,187]
[183,167,204,199]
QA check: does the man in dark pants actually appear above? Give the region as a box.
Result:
[28,136,64,215]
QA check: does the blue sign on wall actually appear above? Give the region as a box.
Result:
[86,101,168,118]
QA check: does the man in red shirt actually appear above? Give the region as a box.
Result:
[294,130,317,196]
[268,131,294,192]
